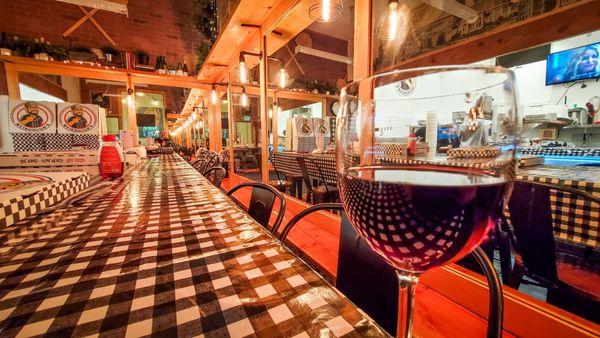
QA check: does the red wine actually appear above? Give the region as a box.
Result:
[339,166,507,274]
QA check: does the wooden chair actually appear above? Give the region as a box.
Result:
[506,179,600,322]
[204,166,226,189]
[226,182,286,236]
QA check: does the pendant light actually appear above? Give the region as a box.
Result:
[211,84,218,105]
[308,0,343,22]
[239,54,247,84]
[241,87,248,107]
[376,1,409,42]
[277,67,290,89]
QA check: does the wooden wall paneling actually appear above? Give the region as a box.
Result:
[259,32,270,183]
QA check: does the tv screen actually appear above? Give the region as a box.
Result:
[546,42,600,85]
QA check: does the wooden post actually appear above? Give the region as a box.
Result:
[272,91,278,153]
[5,68,20,99]
[354,0,374,165]
[227,75,235,175]
[125,75,139,146]
[259,32,269,183]
[208,91,223,151]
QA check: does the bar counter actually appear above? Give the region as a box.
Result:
[0,155,387,337]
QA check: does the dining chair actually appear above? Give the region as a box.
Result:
[506,179,600,322]
[191,158,208,174]
[206,154,221,171]
[226,182,286,236]
[297,157,337,204]
[204,166,227,189]
[268,155,294,194]
[279,203,504,337]
[272,152,304,198]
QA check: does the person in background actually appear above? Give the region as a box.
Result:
[554,45,600,83]
[154,131,170,146]
[458,105,488,147]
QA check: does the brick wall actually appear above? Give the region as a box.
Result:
[0,0,205,66]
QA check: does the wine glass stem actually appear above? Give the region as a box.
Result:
[396,271,419,338]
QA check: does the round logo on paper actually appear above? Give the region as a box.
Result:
[59,104,97,133]
[298,118,313,136]
[315,119,328,135]
[10,102,54,132]
[395,78,416,96]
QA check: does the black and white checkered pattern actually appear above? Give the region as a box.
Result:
[11,133,100,151]
[447,146,499,159]
[516,173,599,248]
[521,147,600,157]
[0,155,387,337]
[0,173,90,229]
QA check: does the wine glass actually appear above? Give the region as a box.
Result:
[336,66,519,337]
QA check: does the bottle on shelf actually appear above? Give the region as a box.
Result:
[32,38,40,59]
[176,62,183,76]
[0,32,11,56]
[155,56,162,72]
[38,37,49,60]
[182,61,189,76]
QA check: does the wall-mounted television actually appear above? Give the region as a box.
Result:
[546,42,600,85]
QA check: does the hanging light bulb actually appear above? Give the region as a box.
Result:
[308,0,343,22]
[211,84,218,105]
[277,67,289,89]
[241,87,248,107]
[239,54,247,84]
[376,1,409,42]
[191,110,197,121]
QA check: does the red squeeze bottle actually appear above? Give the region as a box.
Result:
[408,133,416,156]
[99,135,124,178]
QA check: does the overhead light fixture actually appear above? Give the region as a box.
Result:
[191,111,197,120]
[211,84,218,105]
[376,1,409,42]
[241,87,248,107]
[308,0,343,22]
[239,54,247,84]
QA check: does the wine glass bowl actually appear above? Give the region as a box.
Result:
[336,66,519,337]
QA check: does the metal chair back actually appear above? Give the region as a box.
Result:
[204,166,226,188]
[226,182,286,235]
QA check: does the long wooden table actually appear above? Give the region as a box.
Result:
[0,155,387,337]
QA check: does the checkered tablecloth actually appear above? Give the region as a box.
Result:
[272,152,337,186]
[518,166,600,248]
[0,155,388,337]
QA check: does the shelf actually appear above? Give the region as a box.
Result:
[0,55,210,89]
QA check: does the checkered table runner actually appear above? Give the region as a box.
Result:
[0,155,387,337]
[521,147,600,157]
[0,173,90,229]
[516,173,600,248]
